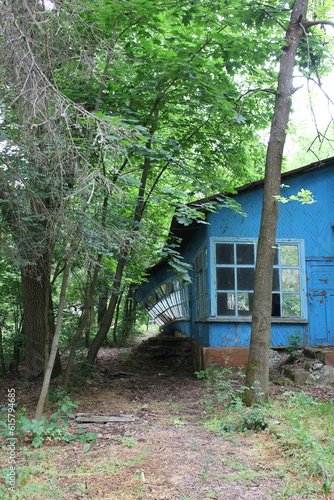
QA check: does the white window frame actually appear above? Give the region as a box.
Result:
[210,237,307,321]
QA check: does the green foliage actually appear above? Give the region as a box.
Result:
[117,431,138,448]
[197,366,334,496]
[1,0,333,379]
[240,409,268,431]
[196,364,268,434]
[0,395,97,448]
[286,332,303,358]
[269,391,334,495]
[274,188,317,205]
[159,242,192,284]
[196,364,245,412]
[0,259,22,372]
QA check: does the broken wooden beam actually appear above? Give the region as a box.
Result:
[74,413,138,423]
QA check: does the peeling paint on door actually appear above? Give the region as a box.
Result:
[308,263,334,345]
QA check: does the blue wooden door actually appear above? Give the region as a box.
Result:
[308,263,334,345]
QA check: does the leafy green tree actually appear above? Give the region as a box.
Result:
[0,0,130,380]
[80,0,292,366]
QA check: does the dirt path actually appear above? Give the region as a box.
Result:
[58,346,288,500]
[1,336,333,499]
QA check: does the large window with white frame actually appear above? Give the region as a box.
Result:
[212,238,306,319]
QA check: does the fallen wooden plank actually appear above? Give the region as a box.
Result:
[74,414,138,423]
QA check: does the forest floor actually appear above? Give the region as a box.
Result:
[1,332,334,500]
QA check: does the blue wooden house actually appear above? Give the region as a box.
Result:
[135,157,334,369]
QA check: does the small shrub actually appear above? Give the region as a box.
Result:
[286,332,303,358]
[0,395,97,448]
[241,409,268,431]
[195,364,245,413]
[197,364,269,434]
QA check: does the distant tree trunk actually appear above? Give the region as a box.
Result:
[62,263,100,389]
[11,297,23,372]
[119,285,137,343]
[86,146,153,366]
[244,0,309,405]
[86,256,127,366]
[84,305,92,348]
[11,334,22,373]
[112,292,123,343]
[97,284,110,329]
[48,288,62,377]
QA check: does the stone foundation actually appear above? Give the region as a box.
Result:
[192,345,249,371]
[303,347,334,367]
[191,342,334,385]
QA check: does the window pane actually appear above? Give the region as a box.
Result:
[282,294,301,317]
[203,268,208,289]
[273,247,279,265]
[280,245,299,266]
[195,253,202,272]
[237,293,253,316]
[195,275,200,295]
[216,267,234,290]
[237,244,254,264]
[272,293,281,316]
[217,292,235,315]
[282,269,300,292]
[237,268,254,290]
[216,243,234,264]
[272,268,280,291]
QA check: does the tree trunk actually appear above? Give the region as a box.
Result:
[35,254,72,420]
[21,256,62,380]
[119,285,137,343]
[62,263,100,389]
[21,258,50,380]
[48,288,62,377]
[86,256,126,366]
[112,292,123,343]
[244,0,309,405]
[86,145,153,366]
[97,284,110,329]
[84,305,92,348]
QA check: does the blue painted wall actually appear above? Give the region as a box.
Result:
[203,164,334,347]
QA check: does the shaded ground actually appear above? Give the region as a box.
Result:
[1,334,334,499]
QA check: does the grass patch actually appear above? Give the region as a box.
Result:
[0,439,152,499]
[197,366,334,497]
[268,391,334,495]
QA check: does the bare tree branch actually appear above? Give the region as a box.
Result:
[304,20,334,29]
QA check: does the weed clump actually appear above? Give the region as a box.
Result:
[196,365,334,496]
[0,392,97,449]
[195,364,268,433]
